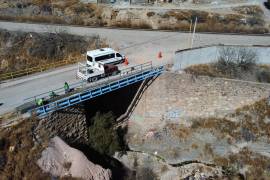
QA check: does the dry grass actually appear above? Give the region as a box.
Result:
[185,63,270,83]
[0,29,107,76]
[158,9,268,33]
[0,1,268,34]
[227,148,270,179]
[189,99,270,178]
[191,117,240,139]
[232,5,264,17]
[190,98,270,142]
[0,118,50,179]
[0,117,80,179]
[184,64,226,78]
[114,20,152,29]
[0,15,66,24]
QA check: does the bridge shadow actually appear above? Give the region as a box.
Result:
[84,81,143,125]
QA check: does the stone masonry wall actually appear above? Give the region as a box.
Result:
[35,106,88,145]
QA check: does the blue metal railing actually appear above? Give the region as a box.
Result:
[34,65,164,117]
[25,62,153,102]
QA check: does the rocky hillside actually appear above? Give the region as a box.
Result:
[0,0,268,33]
[0,28,105,74]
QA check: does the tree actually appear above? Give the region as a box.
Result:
[88,111,125,156]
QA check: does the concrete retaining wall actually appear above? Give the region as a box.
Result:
[173,45,270,70]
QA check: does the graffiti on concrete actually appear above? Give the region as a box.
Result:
[164,109,182,120]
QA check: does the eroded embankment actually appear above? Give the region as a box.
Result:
[0,28,105,75]
[126,72,270,179]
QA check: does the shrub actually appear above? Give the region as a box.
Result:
[146,12,155,17]
[215,47,258,77]
[256,69,270,83]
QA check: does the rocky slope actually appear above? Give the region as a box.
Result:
[125,72,270,179]
[115,151,224,180]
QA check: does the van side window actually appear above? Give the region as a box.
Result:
[95,55,105,61]
[87,55,93,62]
[116,53,122,57]
[95,53,115,61]
[109,53,115,58]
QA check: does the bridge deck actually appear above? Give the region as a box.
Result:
[34,64,164,117]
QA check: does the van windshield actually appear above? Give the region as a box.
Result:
[87,55,93,62]
[116,53,122,57]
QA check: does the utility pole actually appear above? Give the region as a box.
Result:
[188,19,193,48]
[191,17,197,49]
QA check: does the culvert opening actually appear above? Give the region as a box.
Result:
[84,81,143,126]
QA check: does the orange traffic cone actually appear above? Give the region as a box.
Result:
[158,51,162,59]
[124,57,129,65]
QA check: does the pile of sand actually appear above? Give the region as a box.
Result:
[37,136,112,180]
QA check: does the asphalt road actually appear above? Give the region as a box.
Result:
[1,21,270,115]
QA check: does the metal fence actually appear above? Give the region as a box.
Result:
[0,59,80,81]
[25,61,153,103]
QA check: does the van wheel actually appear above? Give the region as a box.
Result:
[91,77,98,82]
[87,77,98,83]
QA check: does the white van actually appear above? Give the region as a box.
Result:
[86,48,125,67]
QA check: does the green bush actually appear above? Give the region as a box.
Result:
[88,111,126,156]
